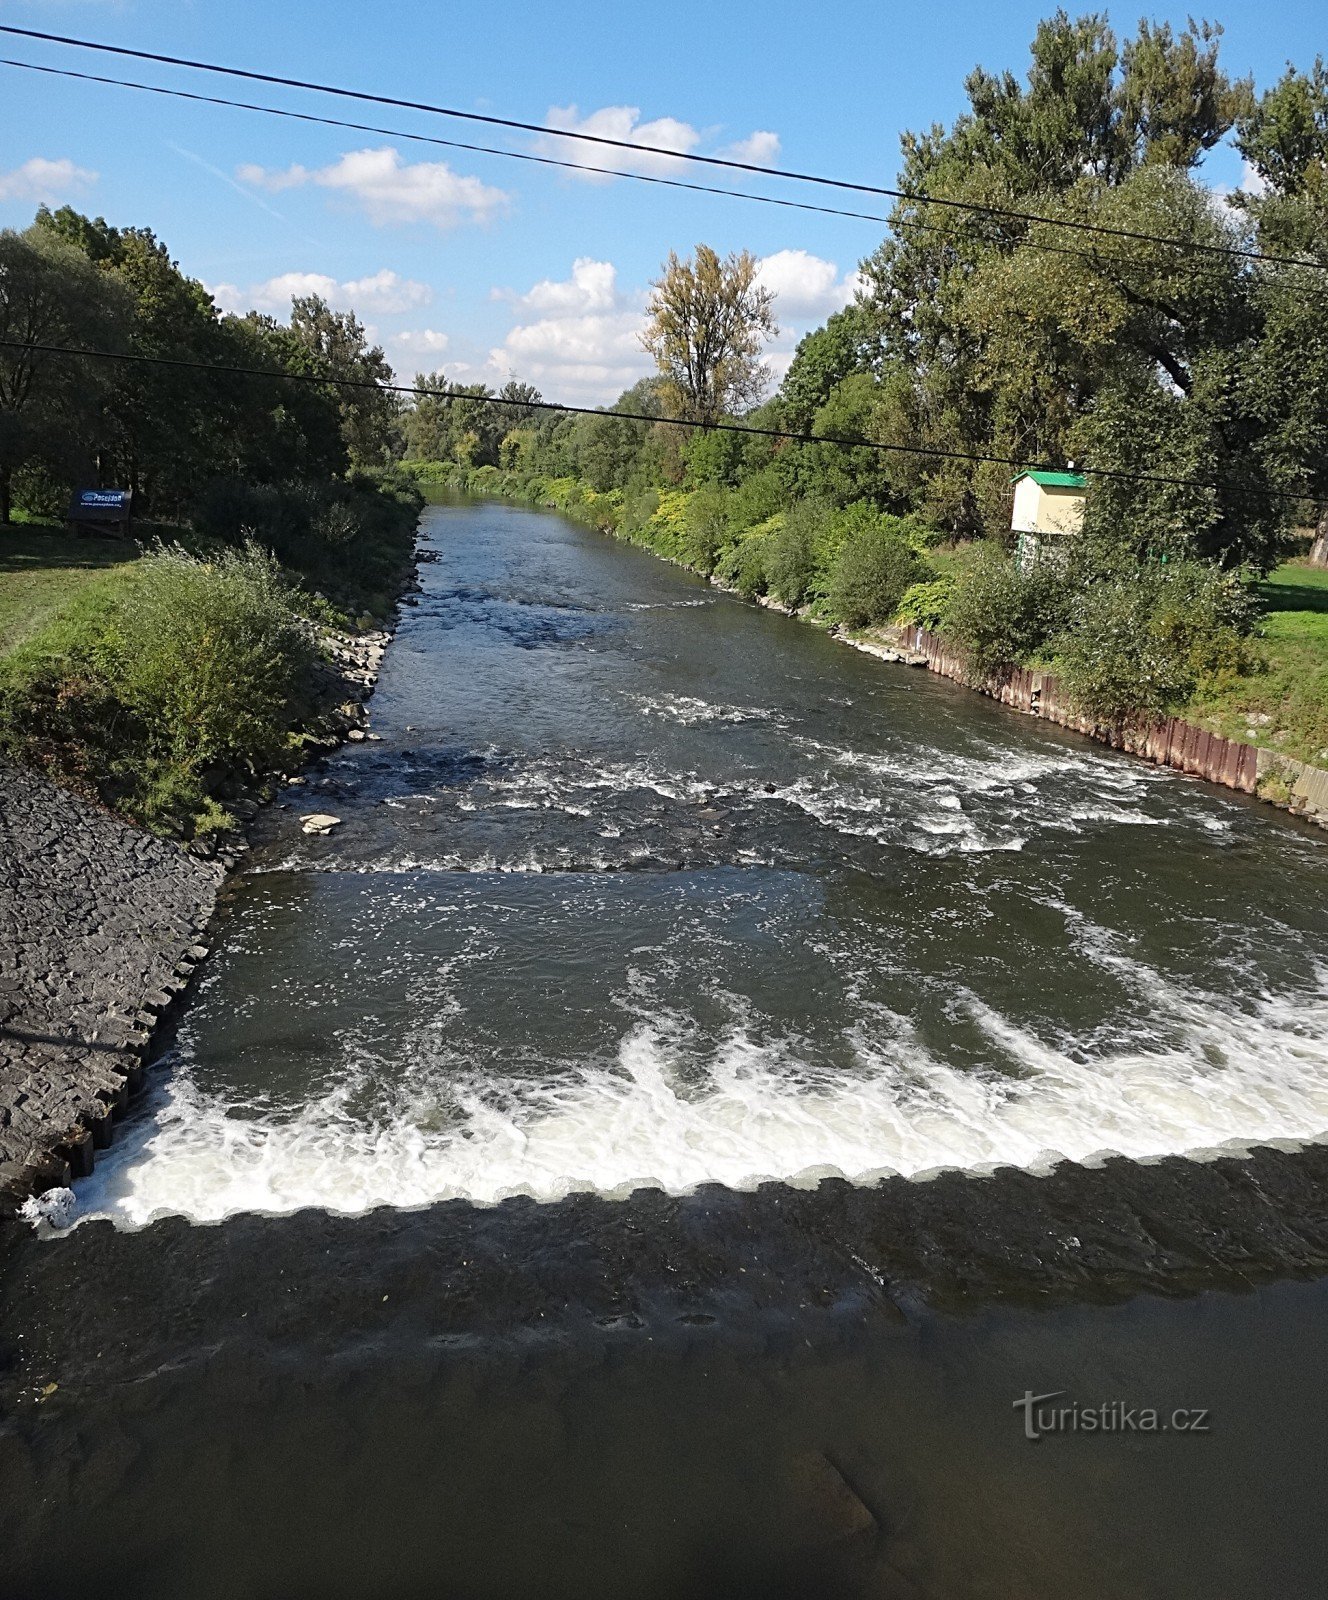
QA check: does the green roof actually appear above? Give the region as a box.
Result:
[1013,469,1086,489]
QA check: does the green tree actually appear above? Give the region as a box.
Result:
[641,244,777,423]
[0,224,128,523]
[779,304,875,432]
[858,12,1251,536]
[289,294,400,467]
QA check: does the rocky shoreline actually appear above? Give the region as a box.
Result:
[0,569,415,1215]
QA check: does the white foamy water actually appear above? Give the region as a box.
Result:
[33,975,1328,1233]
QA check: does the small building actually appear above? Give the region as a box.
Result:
[68,488,133,538]
[1011,470,1085,568]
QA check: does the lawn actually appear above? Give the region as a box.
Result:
[0,525,141,657]
[1187,559,1328,766]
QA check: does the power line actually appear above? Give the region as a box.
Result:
[1,338,1312,503]
[4,55,1306,301]
[3,22,1325,276]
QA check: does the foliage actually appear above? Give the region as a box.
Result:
[945,544,1071,679]
[0,545,316,832]
[641,245,777,423]
[827,515,925,628]
[780,305,876,432]
[288,294,400,468]
[764,499,825,609]
[108,544,315,783]
[0,223,129,523]
[678,482,731,574]
[896,574,958,631]
[1053,559,1256,720]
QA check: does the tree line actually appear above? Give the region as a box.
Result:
[406,16,1328,730]
[404,15,1327,581]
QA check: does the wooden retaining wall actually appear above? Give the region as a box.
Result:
[890,624,1272,800]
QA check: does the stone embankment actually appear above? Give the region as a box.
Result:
[0,770,220,1210]
[0,609,402,1214]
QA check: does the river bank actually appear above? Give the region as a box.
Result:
[4,499,1328,1599]
[0,568,415,1213]
[437,477,1328,832]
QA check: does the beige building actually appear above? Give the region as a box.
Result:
[1011,470,1086,567]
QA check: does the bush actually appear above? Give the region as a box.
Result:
[945,544,1071,680]
[714,518,780,599]
[110,543,315,779]
[679,483,731,574]
[765,499,826,609]
[897,574,957,631]
[827,518,924,628]
[1054,560,1257,722]
[191,469,421,617]
[0,544,316,833]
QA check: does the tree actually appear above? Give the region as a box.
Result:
[857,12,1251,535]
[779,304,875,432]
[0,224,128,523]
[640,244,777,424]
[1235,61,1328,560]
[288,294,400,467]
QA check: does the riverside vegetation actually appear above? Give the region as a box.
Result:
[398,17,1328,771]
[0,207,423,837]
[4,11,1328,829]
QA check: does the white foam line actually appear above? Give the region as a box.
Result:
[27,978,1328,1234]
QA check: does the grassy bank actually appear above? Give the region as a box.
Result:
[0,474,422,839]
[1187,561,1328,766]
[0,527,141,656]
[416,461,1328,773]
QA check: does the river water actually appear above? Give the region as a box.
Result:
[4,499,1328,1597]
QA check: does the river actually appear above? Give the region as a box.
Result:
[3,498,1328,1598]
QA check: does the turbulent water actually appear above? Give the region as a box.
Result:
[8,499,1328,1600]
[36,497,1328,1231]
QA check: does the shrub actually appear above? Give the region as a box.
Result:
[896,574,957,631]
[714,518,780,599]
[679,483,731,575]
[1054,560,1257,722]
[945,544,1071,680]
[765,499,827,609]
[109,544,314,780]
[0,544,316,833]
[827,518,925,628]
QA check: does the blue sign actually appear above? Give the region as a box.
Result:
[78,489,131,509]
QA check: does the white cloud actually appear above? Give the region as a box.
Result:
[537,104,700,182]
[755,249,862,320]
[340,269,433,313]
[484,258,650,404]
[1213,157,1269,209]
[0,156,96,204]
[239,147,509,228]
[719,130,781,166]
[389,328,451,369]
[495,256,622,315]
[536,105,782,184]
[209,268,433,318]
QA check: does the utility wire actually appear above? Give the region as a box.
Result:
[1,338,1312,504]
[3,22,1325,275]
[4,55,1311,300]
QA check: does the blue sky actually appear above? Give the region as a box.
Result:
[1,0,1324,404]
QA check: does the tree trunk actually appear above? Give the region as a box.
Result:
[1310,507,1328,568]
[0,466,11,526]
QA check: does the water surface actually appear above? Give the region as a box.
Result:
[4,499,1328,1599]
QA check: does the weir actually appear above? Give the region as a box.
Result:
[6,498,1328,1600]
[18,498,1328,1233]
